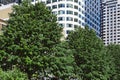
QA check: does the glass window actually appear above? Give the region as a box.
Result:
[58,17,64,21]
[67,0,73,1]
[67,10,73,14]
[74,0,78,3]
[74,18,78,22]
[74,25,78,28]
[52,0,57,2]
[74,5,78,9]
[82,16,84,20]
[52,11,57,15]
[58,4,65,8]
[79,14,81,18]
[66,17,73,21]
[82,11,84,14]
[59,23,64,27]
[67,24,73,27]
[79,20,81,24]
[52,5,57,9]
[67,4,73,8]
[47,0,51,4]
[58,0,65,1]
[79,2,81,5]
[74,12,78,16]
[66,30,71,34]
[58,10,65,14]
[82,23,84,26]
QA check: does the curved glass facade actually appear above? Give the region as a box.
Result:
[85,0,101,36]
[45,0,85,37]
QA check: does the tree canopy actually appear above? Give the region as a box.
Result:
[106,44,120,80]
[67,27,115,80]
[0,67,28,80]
[0,0,67,79]
[0,0,117,79]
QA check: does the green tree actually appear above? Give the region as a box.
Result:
[0,0,63,79]
[0,67,28,80]
[107,44,120,80]
[32,42,75,80]
[67,27,115,80]
[49,42,75,79]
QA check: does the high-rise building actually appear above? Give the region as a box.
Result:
[101,0,120,45]
[85,0,101,36]
[43,0,101,37]
[0,0,101,38]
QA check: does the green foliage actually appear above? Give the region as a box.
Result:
[0,0,117,79]
[0,68,28,80]
[0,0,62,79]
[31,42,75,80]
[107,44,120,80]
[49,42,75,79]
[67,27,115,80]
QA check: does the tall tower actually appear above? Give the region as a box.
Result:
[85,0,101,36]
[101,0,120,45]
[44,0,101,37]
[0,0,101,38]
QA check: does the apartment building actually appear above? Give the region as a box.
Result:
[101,0,120,45]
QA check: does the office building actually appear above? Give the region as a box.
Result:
[101,0,120,45]
[85,0,101,36]
[44,0,101,37]
[0,0,101,38]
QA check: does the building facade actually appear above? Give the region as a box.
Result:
[0,0,101,38]
[101,0,120,45]
[85,0,101,36]
[43,0,101,37]
[0,3,13,20]
[0,1,14,32]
